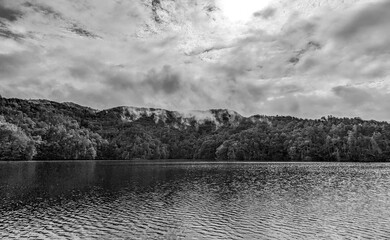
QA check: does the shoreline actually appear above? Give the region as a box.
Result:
[1,160,390,164]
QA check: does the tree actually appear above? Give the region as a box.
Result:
[112,127,169,160]
[0,116,36,160]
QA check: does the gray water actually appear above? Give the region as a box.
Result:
[1,161,390,240]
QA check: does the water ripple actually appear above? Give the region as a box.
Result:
[1,162,390,239]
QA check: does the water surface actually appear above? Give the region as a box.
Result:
[1,161,390,239]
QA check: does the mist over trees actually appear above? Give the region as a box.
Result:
[1,96,390,162]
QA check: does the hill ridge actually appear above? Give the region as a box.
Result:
[1,96,390,162]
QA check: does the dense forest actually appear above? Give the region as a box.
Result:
[1,95,390,161]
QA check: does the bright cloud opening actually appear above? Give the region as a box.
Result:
[218,0,274,22]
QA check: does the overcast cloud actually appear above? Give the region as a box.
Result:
[0,0,390,120]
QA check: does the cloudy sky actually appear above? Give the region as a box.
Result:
[1,0,390,120]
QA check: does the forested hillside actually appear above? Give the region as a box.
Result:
[1,96,390,161]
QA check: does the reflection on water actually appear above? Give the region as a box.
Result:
[1,161,390,239]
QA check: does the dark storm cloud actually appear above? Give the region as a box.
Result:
[0,0,22,21]
[68,24,99,38]
[69,66,91,80]
[325,0,390,62]
[22,2,98,38]
[333,0,390,42]
[332,86,373,106]
[109,65,181,94]
[86,64,183,95]
[105,73,134,91]
[0,25,23,39]
[253,7,276,19]
[246,85,264,99]
[144,65,182,94]
[67,57,105,81]
[0,52,34,76]
[22,2,63,19]
[292,0,390,80]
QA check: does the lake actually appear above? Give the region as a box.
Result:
[1,161,390,239]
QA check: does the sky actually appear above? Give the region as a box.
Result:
[1,0,390,120]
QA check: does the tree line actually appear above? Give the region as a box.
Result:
[1,96,390,161]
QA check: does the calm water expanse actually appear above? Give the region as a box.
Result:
[1,161,390,239]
